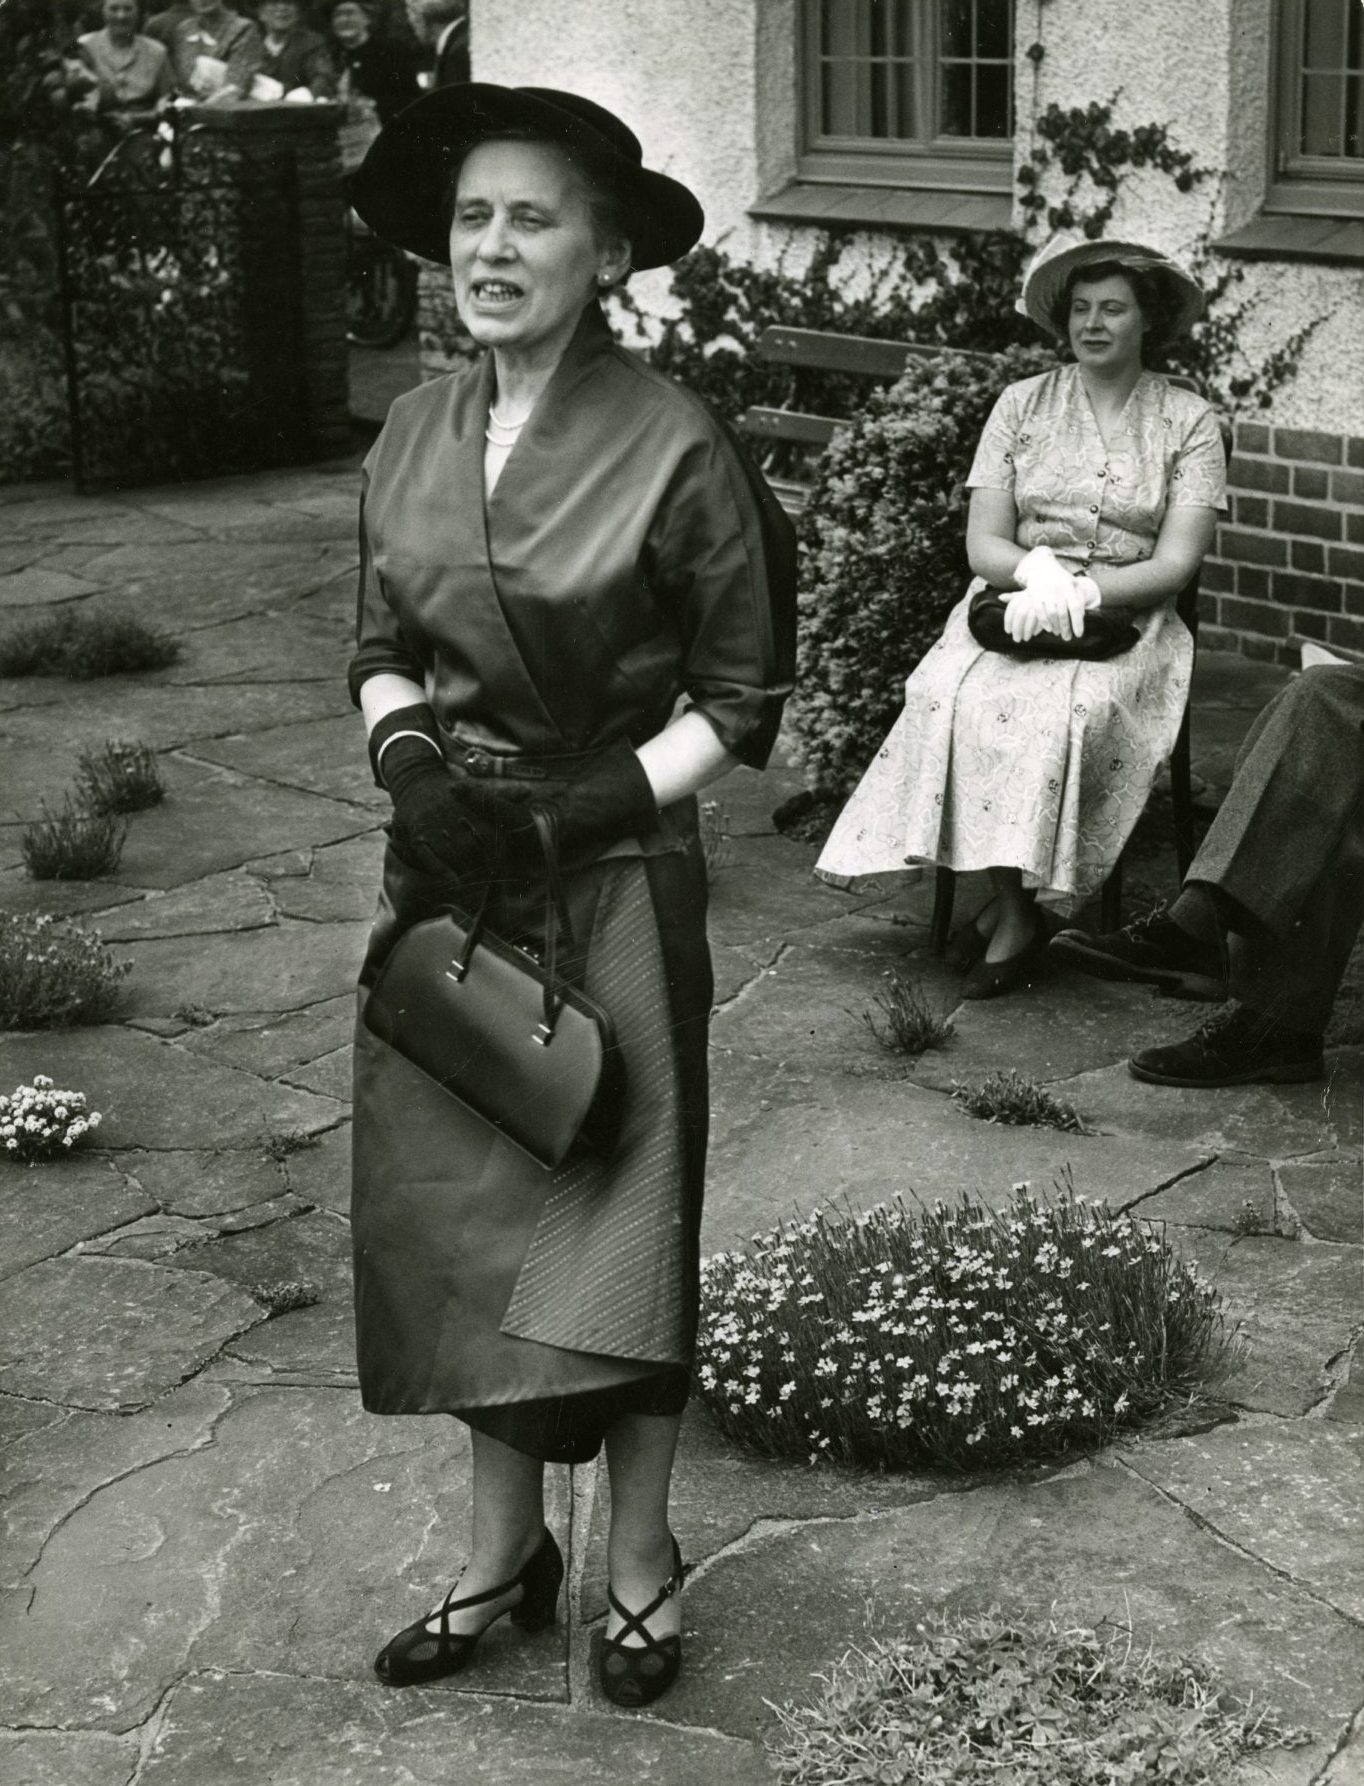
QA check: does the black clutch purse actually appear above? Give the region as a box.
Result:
[361,809,625,1170]
[968,588,1140,660]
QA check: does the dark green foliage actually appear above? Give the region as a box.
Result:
[639,232,1035,432]
[768,1611,1310,1786]
[22,798,128,881]
[0,912,131,1029]
[787,342,1055,796]
[952,1068,1088,1134]
[860,968,955,1056]
[75,741,165,815]
[0,610,181,679]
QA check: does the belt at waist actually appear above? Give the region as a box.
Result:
[438,734,605,781]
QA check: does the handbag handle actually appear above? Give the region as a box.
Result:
[529,804,572,1047]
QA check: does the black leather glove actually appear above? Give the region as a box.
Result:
[459,738,658,875]
[370,705,503,888]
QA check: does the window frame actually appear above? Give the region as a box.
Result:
[797,0,1015,195]
[1267,0,1364,217]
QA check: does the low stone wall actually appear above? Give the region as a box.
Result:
[1205,421,1364,664]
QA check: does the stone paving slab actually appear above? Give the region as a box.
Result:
[0,1154,156,1279]
[118,1149,286,1219]
[1278,1154,1363,1242]
[135,1673,772,1786]
[0,1027,345,1151]
[183,995,356,1080]
[0,1728,138,1786]
[91,872,276,942]
[0,1257,262,1411]
[156,610,350,686]
[110,919,372,1021]
[646,1463,1364,1774]
[192,715,387,810]
[1122,1419,1364,1621]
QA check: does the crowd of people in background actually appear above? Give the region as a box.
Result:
[61,0,466,126]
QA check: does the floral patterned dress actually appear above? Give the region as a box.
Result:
[816,365,1227,900]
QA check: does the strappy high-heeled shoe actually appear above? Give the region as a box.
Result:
[598,1535,688,1708]
[374,1527,563,1687]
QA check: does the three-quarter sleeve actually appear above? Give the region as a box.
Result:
[346,468,426,706]
[965,385,1022,493]
[645,423,797,770]
[1168,405,1228,510]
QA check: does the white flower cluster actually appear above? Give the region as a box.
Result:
[0,1074,103,1164]
[696,1186,1222,1470]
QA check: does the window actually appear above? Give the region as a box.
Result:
[800,0,1015,192]
[1271,0,1364,213]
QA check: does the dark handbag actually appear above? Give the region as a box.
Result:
[968,588,1140,660]
[361,808,625,1170]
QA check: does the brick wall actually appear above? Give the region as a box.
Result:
[188,103,351,460]
[1203,423,1364,665]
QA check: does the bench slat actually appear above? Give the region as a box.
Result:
[740,406,840,446]
[755,325,994,376]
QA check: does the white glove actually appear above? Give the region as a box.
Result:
[1004,587,1052,642]
[1067,574,1102,639]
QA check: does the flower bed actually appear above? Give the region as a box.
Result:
[696,1184,1231,1471]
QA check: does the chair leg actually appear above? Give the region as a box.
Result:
[1100,854,1123,934]
[1170,708,1196,881]
[930,867,956,954]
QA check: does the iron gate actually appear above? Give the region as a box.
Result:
[57,122,308,492]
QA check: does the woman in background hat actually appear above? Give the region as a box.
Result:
[817,237,1225,994]
[346,85,794,1706]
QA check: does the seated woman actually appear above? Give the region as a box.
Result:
[816,236,1226,998]
[254,0,338,97]
[78,0,174,116]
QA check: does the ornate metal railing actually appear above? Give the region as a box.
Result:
[56,118,307,491]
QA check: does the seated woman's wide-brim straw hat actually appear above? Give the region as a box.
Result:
[349,84,705,270]
[1017,234,1205,341]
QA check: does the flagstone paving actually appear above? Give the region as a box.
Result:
[0,463,1360,1785]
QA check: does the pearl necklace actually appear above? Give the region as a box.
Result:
[485,404,529,448]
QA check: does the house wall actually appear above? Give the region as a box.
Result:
[468,0,1363,664]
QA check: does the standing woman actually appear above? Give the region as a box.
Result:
[346,87,794,1705]
[817,236,1225,995]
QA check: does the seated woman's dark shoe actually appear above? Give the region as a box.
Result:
[599,1536,687,1709]
[374,1527,563,1687]
[943,898,999,971]
[960,921,1045,1000]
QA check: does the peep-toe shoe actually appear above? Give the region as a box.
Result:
[599,1535,688,1708]
[374,1526,563,1686]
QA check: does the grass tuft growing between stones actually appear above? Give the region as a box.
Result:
[21,798,128,881]
[861,967,954,1056]
[952,1068,1086,1133]
[0,610,180,679]
[767,1609,1310,1786]
[75,740,165,815]
[249,1279,323,1316]
[262,1127,322,1162]
[696,1182,1233,1470]
[0,913,131,1029]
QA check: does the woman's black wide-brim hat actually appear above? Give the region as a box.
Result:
[349,84,705,270]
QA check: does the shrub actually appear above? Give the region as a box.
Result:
[767,1609,1310,1786]
[860,968,954,1056]
[21,797,127,880]
[75,740,164,814]
[641,235,1037,432]
[695,1183,1232,1470]
[0,1073,102,1163]
[0,610,180,679]
[0,912,130,1029]
[952,1069,1087,1134]
[788,343,1056,796]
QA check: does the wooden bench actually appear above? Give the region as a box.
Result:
[738,324,1208,939]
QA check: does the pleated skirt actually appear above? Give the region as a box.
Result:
[351,822,712,1464]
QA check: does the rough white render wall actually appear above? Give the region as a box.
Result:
[472,0,1361,431]
[1031,0,1363,434]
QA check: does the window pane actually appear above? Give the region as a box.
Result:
[1302,72,1345,153]
[1304,0,1346,68]
[974,61,1012,137]
[941,0,974,57]
[977,0,1012,59]
[940,62,973,136]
